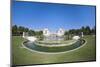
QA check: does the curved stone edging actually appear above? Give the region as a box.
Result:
[22,39,86,53]
[33,40,78,47]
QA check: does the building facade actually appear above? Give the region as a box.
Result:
[43,28,65,41]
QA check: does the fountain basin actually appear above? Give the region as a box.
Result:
[23,39,85,53]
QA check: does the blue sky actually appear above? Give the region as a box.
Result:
[12,1,96,31]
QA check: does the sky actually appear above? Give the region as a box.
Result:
[12,1,96,31]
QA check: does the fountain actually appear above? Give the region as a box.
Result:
[23,29,85,53]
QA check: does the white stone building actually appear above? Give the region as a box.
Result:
[43,28,50,37]
[57,28,65,36]
[43,28,65,40]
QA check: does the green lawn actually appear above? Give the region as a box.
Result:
[12,35,96,65]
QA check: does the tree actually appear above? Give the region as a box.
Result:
[64,31,68,35]
[91,26,96,35]
[81,26,85,33]
[12,25,18,36]
[85,26,91,35]
[28,30,35,36]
